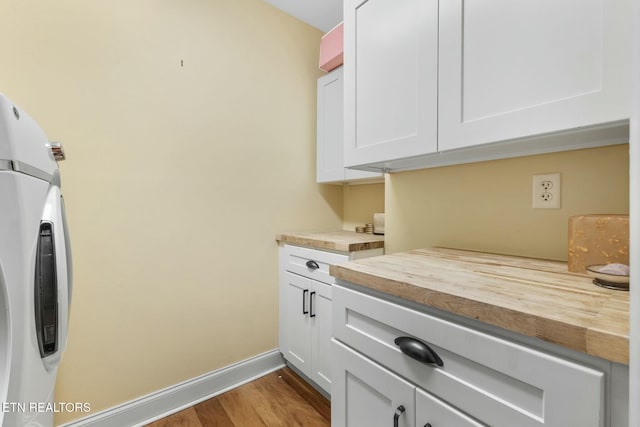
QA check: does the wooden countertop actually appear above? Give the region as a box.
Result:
[330,247,629,364]
[276,230,384,252]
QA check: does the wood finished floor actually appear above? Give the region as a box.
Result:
[145,368,330,427]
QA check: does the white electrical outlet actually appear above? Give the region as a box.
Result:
[532,173,561,209]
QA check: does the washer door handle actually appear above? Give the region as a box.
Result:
[34,221,58,358]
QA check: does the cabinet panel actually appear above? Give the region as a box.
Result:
[278,244,384,395]
[611,363,630,427]
[332,340,415,427]
[283,244,348,285]
[310,281,332,392]
[438,0,631,151]
[317,68,381,183]
[317,69,346,182]
[281,272,311,372]
[333,285,605,426]
[416,388,484,427]
[281,273,335,394]
[344,0,438,167]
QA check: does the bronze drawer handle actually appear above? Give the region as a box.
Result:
[302,289,309,315]
[309,291,316,318]
[394,405,405,427]
[394,336,444,367]
[306,260,320,270]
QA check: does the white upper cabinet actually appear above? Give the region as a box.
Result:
[317,69,347,182]
[438,0,631,152]
[317,67,381,183]
[343,0,631,171]
[343,0,438,168]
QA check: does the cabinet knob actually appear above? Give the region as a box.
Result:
[305,260,320,270]
[394,336,444,367]
[393,405,405,427]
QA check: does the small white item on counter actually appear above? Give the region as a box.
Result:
[373,213,385,235]
[597,263,630,276]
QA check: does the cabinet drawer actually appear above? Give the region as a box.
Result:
[333,285,605,427]
[283,244,348,284]
[416,388,483,427]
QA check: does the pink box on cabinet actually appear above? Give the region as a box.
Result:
[319,22,343,72]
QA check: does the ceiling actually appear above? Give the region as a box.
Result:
[263,0,343,33]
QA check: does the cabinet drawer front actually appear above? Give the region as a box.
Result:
[416,388,484,427]
[283,244,348,283]
[333,285,605,427]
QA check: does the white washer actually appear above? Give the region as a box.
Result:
[0,94,72,427]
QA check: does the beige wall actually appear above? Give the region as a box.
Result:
[386,144,629,260]
[0,1,344,424]
[342,183,385,231]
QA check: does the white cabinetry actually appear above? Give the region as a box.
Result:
[278,244,383,394]
[317,68,381,183]
[333,341,415,427]
[281,272,333,391]
[343,0,631,171]
[438,0,631,152]
[343,0,438,168]
[333,342,482,427]
[332,284,626,426]
[416,388,484,427]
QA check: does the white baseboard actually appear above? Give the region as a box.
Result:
[58,349,285,427]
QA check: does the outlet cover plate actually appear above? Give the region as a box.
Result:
[533,173,561,209]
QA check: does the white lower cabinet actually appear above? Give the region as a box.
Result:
[333,341,482,427]
[333,341,415,427]
[310,279,332,391]
[332,284,624,427]
[281,272,332,391]
[278,244,383,394]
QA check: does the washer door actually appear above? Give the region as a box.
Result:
[35,185,70,370]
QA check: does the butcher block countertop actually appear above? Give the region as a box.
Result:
[330,247,629,364]
[276,230,384,252]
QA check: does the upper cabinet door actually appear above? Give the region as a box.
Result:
[438,0,631,152]
[317,68,382,183]
[343,0,438,168]
[317,68,348,182]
